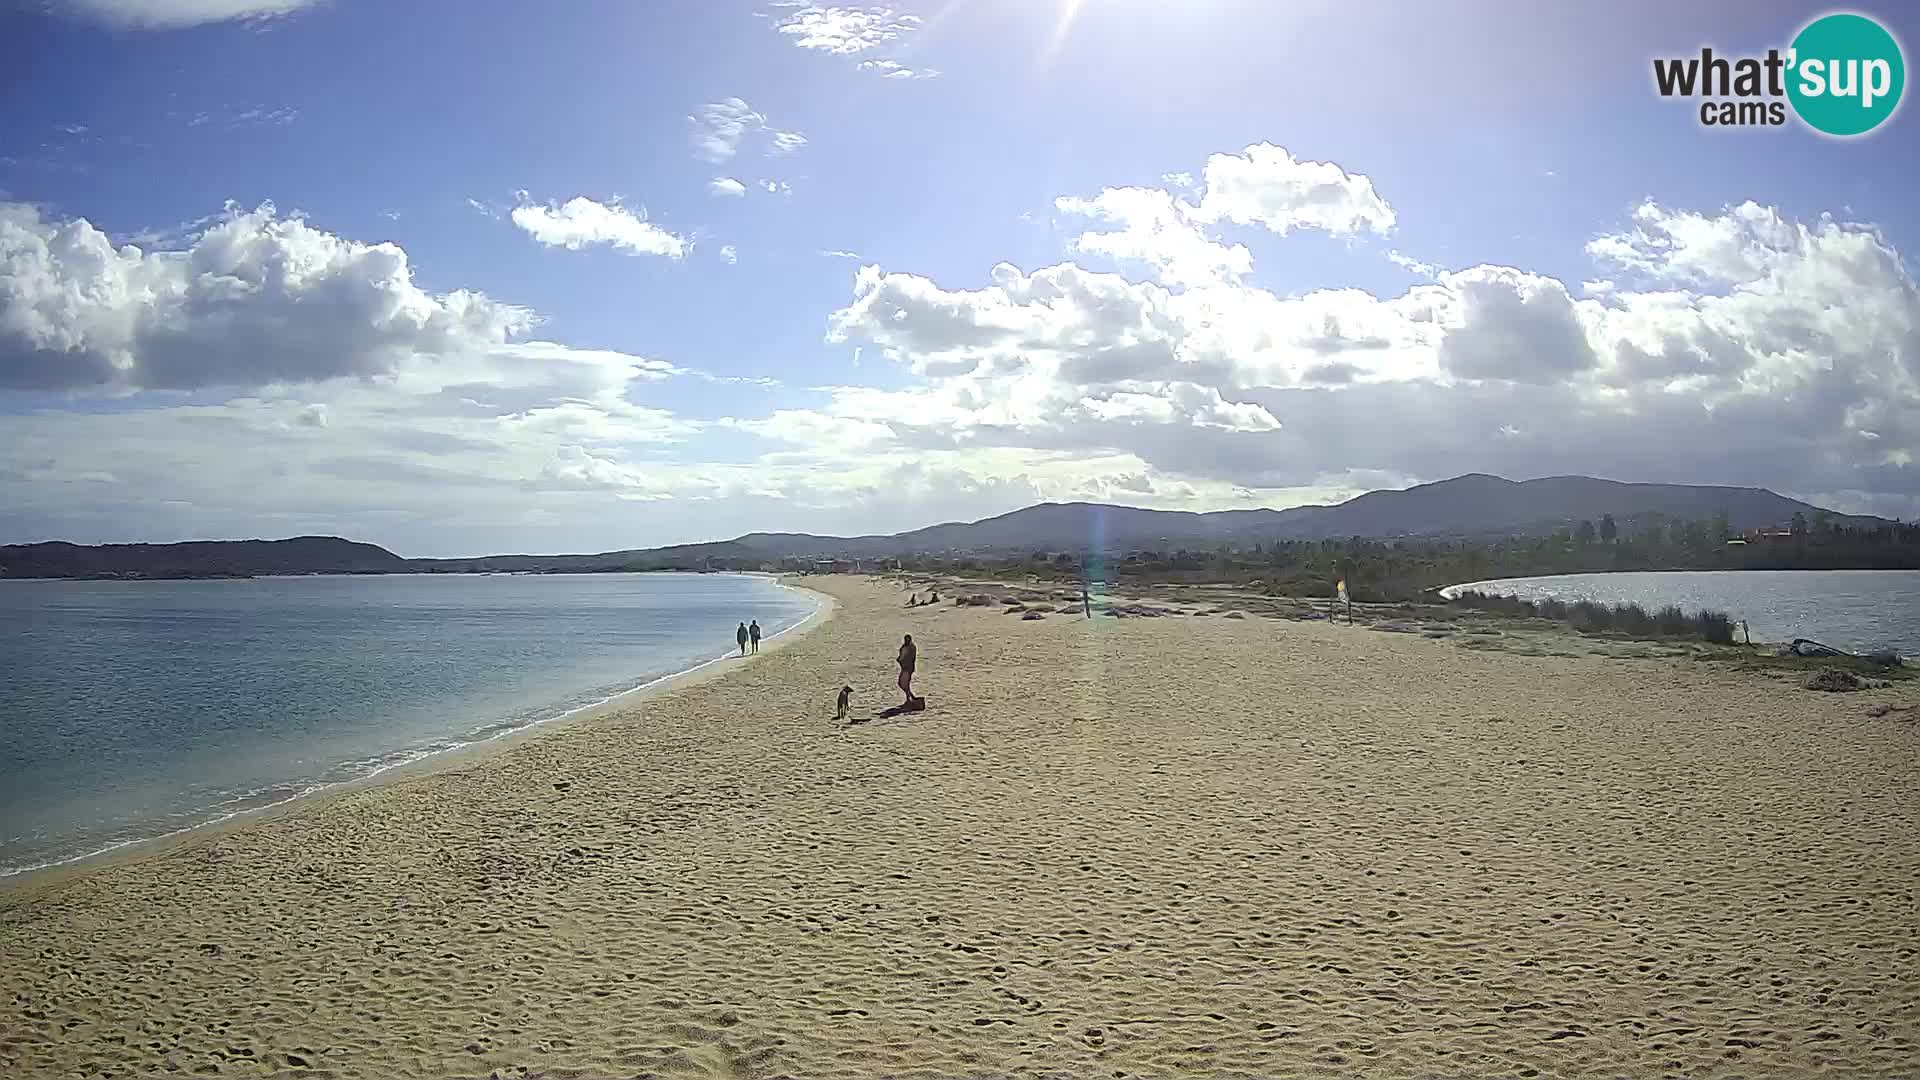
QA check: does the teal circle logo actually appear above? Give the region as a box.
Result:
[1787,12,1905,136]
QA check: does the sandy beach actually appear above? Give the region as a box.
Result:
[3,575,1917,1079]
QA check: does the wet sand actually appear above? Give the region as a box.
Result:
[2,575,1916,1079]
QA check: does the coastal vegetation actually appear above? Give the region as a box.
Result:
[888,516,1920,603]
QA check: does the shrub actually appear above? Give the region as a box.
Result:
[1569,600,1613,632]
[1443,588,1738,645]
[1615,602,1656,637]
[1656,605,1691,636]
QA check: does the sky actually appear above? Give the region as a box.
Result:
[2,0,1917,556]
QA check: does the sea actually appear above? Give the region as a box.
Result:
[0,572,819,877]
[1442,569,1920,658]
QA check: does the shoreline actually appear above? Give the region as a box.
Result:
[0,576,835,891]
[2,575,1914,1078]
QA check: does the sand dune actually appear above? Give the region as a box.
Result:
[3,575,1917,1079]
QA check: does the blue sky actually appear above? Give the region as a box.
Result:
[3,0,1917,555]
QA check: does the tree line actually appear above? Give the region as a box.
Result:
[892,515,1920,602]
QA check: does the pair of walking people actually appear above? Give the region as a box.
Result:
[735,620,761,655]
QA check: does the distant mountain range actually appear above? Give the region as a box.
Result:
[1,474,1888,578]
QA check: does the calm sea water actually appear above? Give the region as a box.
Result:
[1443,570,1920,657]
[0,573,817,876]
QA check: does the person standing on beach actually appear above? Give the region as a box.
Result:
[748,620,762,654]
[736,622,749,656]
[896,633,918,702]
[1081,580,1092,618]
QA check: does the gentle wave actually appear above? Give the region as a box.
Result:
[0,580,825,879]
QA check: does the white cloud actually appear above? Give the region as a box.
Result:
[1587,199,1804,286]
[7,183,1918,553]
[509,196,686,258]
[1052,144,1396,289]
[719,244,739,265]
[760,179,792,196]
[0,201,535,392]
[689,98,804,164]
[688,98,765,164]
[1185,143,1396,237]
[1435,266,1598,383]
[181,105,299,128]
[857,59,937,79]
[817,198,1920,512]
[821,249,862,259]
[1055,187,1252,288]
[710,177,748,198]
[771,5,921,55]
[62,0,318,29]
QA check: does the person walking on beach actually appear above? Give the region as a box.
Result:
[896,633,918,703]
[736,622,749,656]
[748,619,762,654]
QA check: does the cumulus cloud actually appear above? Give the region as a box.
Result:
[1053,143,1396,289]
[7,177,1917,553]
[1185,143,1396,236]
[710,177,748,198]
[1589,199,1819,287]
[509,196,686,258]
[719,244,739,265]
[771,5,921,54]
[816,198,1920,516]
[0,201,535,392]
[1055,187,1252,288]
[61,0,318,29]
[1435,267,1597,382]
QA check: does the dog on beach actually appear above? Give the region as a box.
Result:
[835,685,854,722]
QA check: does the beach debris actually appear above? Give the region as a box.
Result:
[1787,639,1906,668]
[551,781,571,792]
[1789,638,1848,658]
[1802,670,1891,692]
[1865,703,1912,718]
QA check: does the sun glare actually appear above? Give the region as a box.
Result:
[1043,0,1090,64]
